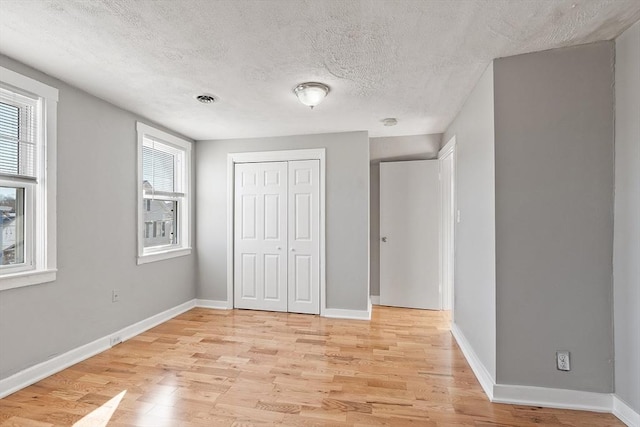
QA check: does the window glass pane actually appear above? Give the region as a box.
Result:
[0,186,25,266]
[143,199,177,248]
[142,144,174,193]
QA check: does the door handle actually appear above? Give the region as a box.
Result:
[290,248,295,252]
[276,246,282,250]
[381,237,388,242]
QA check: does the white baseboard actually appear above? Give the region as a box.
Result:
[195,298,373,320]
[492,384,612,413]
[450,322,495,400]
[0,299,196,399]
[323,304,371,321]
[0,332,111,400]
[370,295,380,305]
[196,299,232,309]
[118,299,195,342]
[614,395,640,427]
[451,322,638,426]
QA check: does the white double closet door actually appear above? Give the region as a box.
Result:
[234,160,320,314]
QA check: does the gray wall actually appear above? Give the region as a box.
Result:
[195,132,370,311]
[614,22,640,412]
[369,134,441,297]
[443,63,497,380]
[0,55,197,379]
[370,134,441,164]
[494,42,615,392]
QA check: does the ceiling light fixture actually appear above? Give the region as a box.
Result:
[294,82,330,109]
[382,118,398,126]
[196,94,216,104]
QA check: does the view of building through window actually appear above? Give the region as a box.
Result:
[142,195,176,247]
[0,186,24,266]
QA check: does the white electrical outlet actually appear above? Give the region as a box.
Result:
[112,289,120,303]
[110,336,122,346]
[557,350,571,371]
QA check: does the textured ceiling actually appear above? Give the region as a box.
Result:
[0,1,639,140]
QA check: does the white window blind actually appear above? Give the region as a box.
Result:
[0,87,38,179]
[142,137,179,195]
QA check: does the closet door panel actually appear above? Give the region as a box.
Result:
[288,160,320,314]
[234,162,288,311]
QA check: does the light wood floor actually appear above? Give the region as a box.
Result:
[0,306,622,426]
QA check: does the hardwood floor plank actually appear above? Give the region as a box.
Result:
[0,306,623,426]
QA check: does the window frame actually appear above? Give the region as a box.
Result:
[136,122,192,264]
[0,66,58,291]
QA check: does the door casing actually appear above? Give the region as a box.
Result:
[438,136,457,318]
[227,149,326,314]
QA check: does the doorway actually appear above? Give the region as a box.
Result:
[227,149,326,315]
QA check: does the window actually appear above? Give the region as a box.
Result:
[0,66,58,291]
[137,122,191,264]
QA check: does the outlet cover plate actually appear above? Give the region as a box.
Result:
[556,350,571,371]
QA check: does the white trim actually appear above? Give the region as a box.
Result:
[439,135,457,158]
[44,90,57,280]
[370,295,380,305]
[0,334,110,400]
[0,269,56,291]
[229,149,326,163]
[0,299,195,399]
[323,305,371,321]
[226,149,326,315]
[144,190,185,199]
[614,395,640,427]
[0,66,58,101]
[137,247,192,265]
[438,136,456,315]
[450,322,495,400]
[196,299,232,310]
[116,299,195,342]
[226,153,234,309]
[492,384,612,413]
[136,122,191,150]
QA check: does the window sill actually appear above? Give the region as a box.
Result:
[137,247,192,265]
[0,269,57,292]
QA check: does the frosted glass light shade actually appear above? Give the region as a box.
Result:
[294,82,330,109]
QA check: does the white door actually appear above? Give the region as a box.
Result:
[234,160,320,314]
[380,160,440,310]
[288,160,320,314]
[234,162,288,311]
[439,142,456,311]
